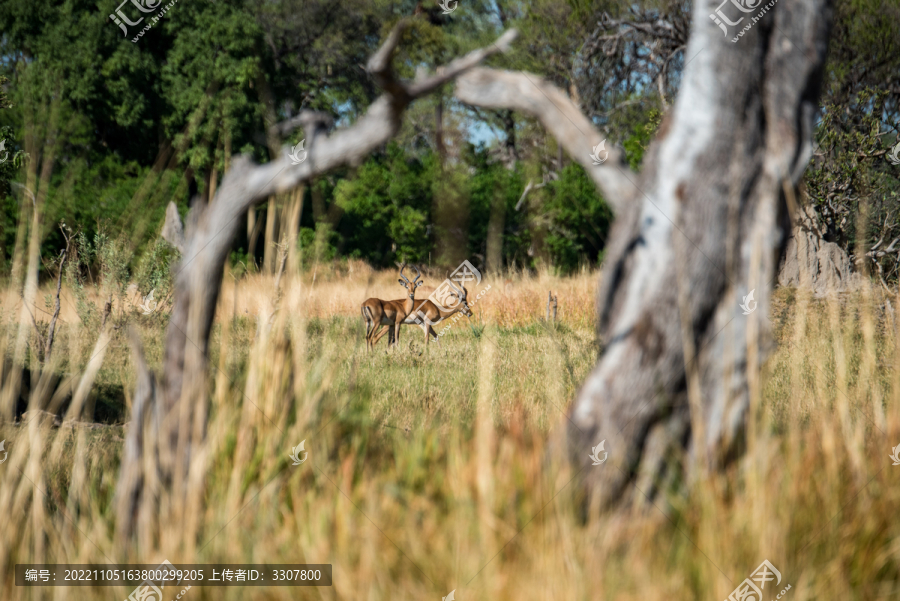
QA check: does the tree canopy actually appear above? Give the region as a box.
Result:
[0,0,897,279]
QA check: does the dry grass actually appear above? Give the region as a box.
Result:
[217,260,596,329]
[1,266,899,601]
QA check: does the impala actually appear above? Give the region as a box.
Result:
[373,279,473,348]
[361,263,423,352]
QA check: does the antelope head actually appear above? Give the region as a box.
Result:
[398,263,423,299]
[446,279,473,317]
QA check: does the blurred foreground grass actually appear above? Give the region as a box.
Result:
[1,270,899,600]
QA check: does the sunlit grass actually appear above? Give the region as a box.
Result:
[1,269,899,600]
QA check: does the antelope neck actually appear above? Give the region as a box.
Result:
[439,304,462,318]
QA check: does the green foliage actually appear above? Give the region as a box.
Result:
[94,230,130,299]
[0,124,28,189]
[63,223,178,327]
[805,87,900,282]
[333,143,435,266]
[825,0,900,109]
[0,0,627,278]
[622,108,663,170]
[300,224,340,265]
[544,163,613,274]
[318,141,611,272]
[389,205,430,263]
[466,146,528,266]
[0,75,28,198]
[132,238,179,305]
[799,0,900,281]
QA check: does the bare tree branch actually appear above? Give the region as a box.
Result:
[455,67,635,212]
[515,177,551,211]
[121,20,521,526]
[44,249,66,361]
[268,110,334,139]
[114,326,158,549]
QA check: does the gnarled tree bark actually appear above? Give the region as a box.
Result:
[456,0,833,509]
[778,203,861,295]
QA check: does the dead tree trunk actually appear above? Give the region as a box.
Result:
[115,22,517,542]
[778,203,860,295]
[456,0,833,509]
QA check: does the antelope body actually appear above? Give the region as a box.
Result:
[361,264,423,352]
[373,279,472,348]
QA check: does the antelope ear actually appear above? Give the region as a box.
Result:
[398,279,405,285]
[416,281,424,287]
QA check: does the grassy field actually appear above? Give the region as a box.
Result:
[1,265,899,600]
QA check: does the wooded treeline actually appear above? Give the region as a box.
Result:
[0,0,897,282]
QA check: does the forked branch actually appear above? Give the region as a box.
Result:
[454,67,634,212]
[119,21,521,542]
[165,20,519,408]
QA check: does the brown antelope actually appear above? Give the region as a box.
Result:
[361,264,423,352]
[373,279,472,348]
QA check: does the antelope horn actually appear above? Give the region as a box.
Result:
[399,262,411,285]
[446,278,464,298]
[412,265,422,285]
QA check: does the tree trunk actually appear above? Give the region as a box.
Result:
[286,186,304,275]
[246,208,257,266]
[436,96,444,162]
[566,0,834,508]
[264,195,278,273]
[485,183,506,274]
[454,0,834,510]
[778,203,860,295]
[486,111,516,274]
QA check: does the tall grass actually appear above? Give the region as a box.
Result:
[1,265,899,600]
